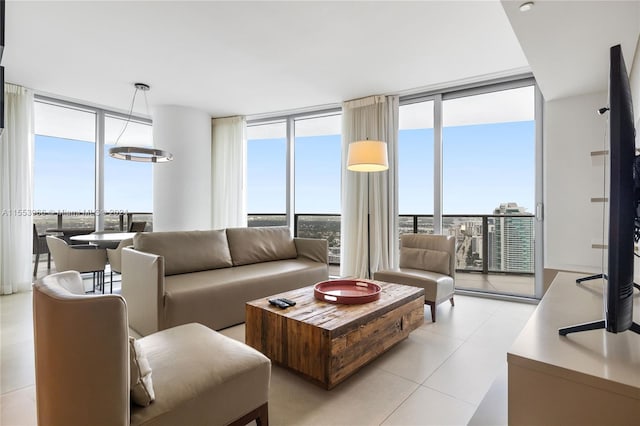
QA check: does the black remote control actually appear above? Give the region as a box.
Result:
[268,298,290,309]
[280,298,296,306]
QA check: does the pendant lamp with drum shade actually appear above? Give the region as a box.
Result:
[109,83,173,163]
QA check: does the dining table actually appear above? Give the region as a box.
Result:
[70,232,139,249]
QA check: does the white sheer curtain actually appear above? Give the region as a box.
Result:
[0,84,34,294]
[211,116,247,229]
[340,95,399,278]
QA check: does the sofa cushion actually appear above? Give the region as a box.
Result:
[163,259,328,330]
[134,230,232,276]
[399,247,450,275]
[226,227,298,266]
[129,336,155,406]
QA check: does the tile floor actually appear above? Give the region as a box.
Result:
[1,269,537,426]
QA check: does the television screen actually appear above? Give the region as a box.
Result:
[559,44,639,336]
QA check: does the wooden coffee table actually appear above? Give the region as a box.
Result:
[245,281,425,389]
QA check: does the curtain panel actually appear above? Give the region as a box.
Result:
[0,84,34,294]
[340,95,399,278]
[211,116,247,229]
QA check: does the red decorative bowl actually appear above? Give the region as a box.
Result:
[313,279,382,304]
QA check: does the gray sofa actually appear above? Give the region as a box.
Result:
[122,226,328,336]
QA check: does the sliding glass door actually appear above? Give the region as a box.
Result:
[398,79,543,299]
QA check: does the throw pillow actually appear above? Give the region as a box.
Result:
[400,247,450,275]
[129,336,155,406]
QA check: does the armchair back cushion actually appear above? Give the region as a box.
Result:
[134,230,232,276]
[226,226,298,266]
[400,247,450,275]
[400,234,456,277]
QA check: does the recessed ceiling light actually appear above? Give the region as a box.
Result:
[519,2,534,12]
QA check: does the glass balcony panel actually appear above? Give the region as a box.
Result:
[247,215,287,227]
[442,216,483,272]
[296,215,341,265]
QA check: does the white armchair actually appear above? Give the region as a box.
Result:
[33,271,271,426]
[375,234,456,322]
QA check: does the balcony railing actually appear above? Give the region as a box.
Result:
[248,213,535,275]
[33,211,153,234]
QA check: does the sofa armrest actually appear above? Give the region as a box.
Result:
[122,247,165,336]
[294,238,328,264]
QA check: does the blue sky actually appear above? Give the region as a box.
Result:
[34,120,534,216]
[247,120,535,214]
[34,135,152,212]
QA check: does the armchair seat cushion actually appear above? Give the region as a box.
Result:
[131,323,270,426]
[374,268,454,303]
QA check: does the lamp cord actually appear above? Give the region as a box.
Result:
[113,87,140,146]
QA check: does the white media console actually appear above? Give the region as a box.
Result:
[508,272,640,425]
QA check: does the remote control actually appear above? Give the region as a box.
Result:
[268,298,290,309]
[279,298,296,306]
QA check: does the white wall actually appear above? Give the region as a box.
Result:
[544,91,608,273]
[152,105,212,231]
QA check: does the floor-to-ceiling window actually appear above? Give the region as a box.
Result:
[247,111,342,268]
[34,101,97,232]
[33,97,153,234]
[244,79,541,296]
[398,100,435,234]
[442,84,535,296]
[246,121,287,226]
[397,79,539,298]
[294,113,342,264]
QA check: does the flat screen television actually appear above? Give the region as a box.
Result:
[559,44,639,336]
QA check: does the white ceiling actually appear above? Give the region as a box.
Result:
[4,0,529,117]
[501,0,640,102]
[3,1,639,119]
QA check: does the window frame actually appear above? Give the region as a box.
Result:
[34,95,152,231]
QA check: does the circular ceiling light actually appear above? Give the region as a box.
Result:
[109,83,174,163]
[109,146,173,163]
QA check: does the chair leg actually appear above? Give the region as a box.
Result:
[427,301,436,322]
[110,271,113,294]
[228,402,268,426]
[450,296,455,307]
[33,252,40,277]
[256,402,269,426]
[47,253,51,270]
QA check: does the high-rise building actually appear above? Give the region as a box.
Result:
[491,202,534,273]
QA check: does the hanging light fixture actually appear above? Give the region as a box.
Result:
[109,83,173,163]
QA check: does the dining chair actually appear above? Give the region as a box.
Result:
[128,221,147,232]
[33,224,51,277]
[106,238,133,293]
[46,236,108,293]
